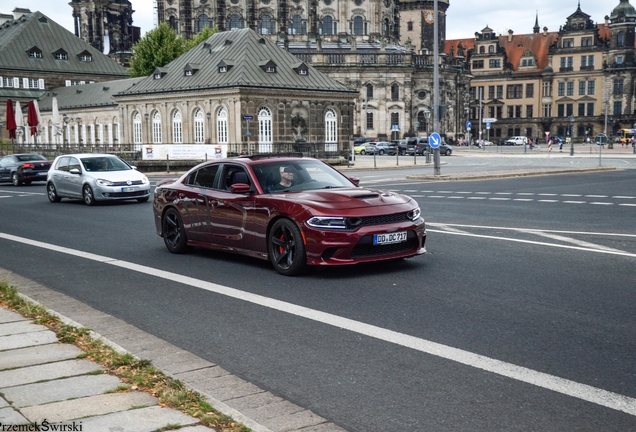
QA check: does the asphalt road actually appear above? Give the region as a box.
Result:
[0,162,635,431]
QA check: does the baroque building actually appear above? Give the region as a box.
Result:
[69,0,140,67]
[153,0,470,142]
[446,0,636,144]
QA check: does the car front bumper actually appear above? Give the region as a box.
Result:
[94,184,150,201]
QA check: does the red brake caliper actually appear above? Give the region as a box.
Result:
[279,234,285,254]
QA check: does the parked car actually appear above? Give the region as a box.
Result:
[504,136,528,146]
[0,153,52,186]
[353,137,378,146]
[366,141,392,155]
[46,153,150,205]
[406,137,429,155]
[354,142,371,155]
[153,155,427,275]
[390,140,408,155]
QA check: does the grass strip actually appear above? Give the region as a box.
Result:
[0,281,250,432]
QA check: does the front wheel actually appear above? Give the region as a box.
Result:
[379,150,385,155]
[268,219,307,276]
[360,150,366,155]
[446,150,452,156]
[11,172,22,186]
[47,182,61,203]
[83,185,96,206]
[162,208,192,254]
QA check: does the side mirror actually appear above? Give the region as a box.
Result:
[131,165,137,170]
[230,183,251,194]
[69,168,81,175]
[349,176,360,186]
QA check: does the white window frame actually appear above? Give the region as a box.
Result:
[194,109,205,143]
[258,107,273,152]
[172,110,183,143]
[325,109,338,151]
[133,112,142,144]
[216,108,228,144]
[152,111,162,144]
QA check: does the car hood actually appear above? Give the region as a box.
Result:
[85,170,146,181]
[271,187,413,211]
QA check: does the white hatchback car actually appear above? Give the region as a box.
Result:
[46,154,150,205]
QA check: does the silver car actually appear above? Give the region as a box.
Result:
[46,154,150,205]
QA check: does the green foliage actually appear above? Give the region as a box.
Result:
[129,22,187,77]
[129,24,219,78]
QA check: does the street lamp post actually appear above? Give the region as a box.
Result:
[63,115,70,147]
[76,118,82,148]
[568,114,575,156]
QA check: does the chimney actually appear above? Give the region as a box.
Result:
[507,29,513,43]
[543,26,548,37]
[605,15,610,27]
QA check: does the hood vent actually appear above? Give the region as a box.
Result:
[353,193,380,200]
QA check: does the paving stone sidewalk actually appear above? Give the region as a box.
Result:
[0,306,211,432]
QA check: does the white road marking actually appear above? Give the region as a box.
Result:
[495,192,513,195]
[590,202,613,206]
[563,201,586,204]
[613,196,636,199]
[1,232,635,417]
[447,196,464,199]
[538,200,559,203]
[467,197,486,200]
[0,196,11,198]
[427,196,446,198]
[525,231,627,253]
[489,198,511,201]
[538,193,558,196]
[436,191,454,193]
[585,195,608,198]
[476,192,491,194]
[513,199,534,201]
[561,194,582,197]
[619,203,636,207]
[516,193,535,195]
[427,223,636,238]
[456,191,472,194]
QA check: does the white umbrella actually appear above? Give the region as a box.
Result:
[52,97,63,139]
[33,99,43,136]
[14,100,24,141]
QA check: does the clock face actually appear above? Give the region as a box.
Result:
[425,11,434,24]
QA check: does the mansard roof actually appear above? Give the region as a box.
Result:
[38,77,144,112]
[0,11,127,76]
[119,28,354,96]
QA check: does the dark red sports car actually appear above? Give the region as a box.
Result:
[153,155,426,275]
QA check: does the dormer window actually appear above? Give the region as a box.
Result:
[563,39,574,48]
[266,66,276,73]
[78,51,92,62]
[185,70,192,76]
[184,63,200,77]
[153,67,168,79]
[298,69,307,75]
[27,47,42,58]
[292,62,309,75]
[259,60,277,73]
[154,73,162,79]
[219,66,227,73]
[53,49,68,60]
[217,60,234,73]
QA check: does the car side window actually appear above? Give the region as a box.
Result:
[68,157,81,172]
[221,165,250,191]
[55,157,70,172]
[186,164,219,188]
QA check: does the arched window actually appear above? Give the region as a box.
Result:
[618,32,625,47]
[258,107,273,152]
[259,15,274,34]
[194,109,204,143]
[290,15,305,35]
[353,16,363,35]
[168,16,178,32]
[172,110,182,143]
[325,109,337,151]
[488,45,494,53]
[216,108,228,144]
[417,111,427,132]
[366,83,373,99]
[391,83,399,101]
[479,46,485,54]
[133,112,142,144]
[195,14,209,33]
[152,111,162,144]
[383,18,389,37]
[323,16,333,35]
[229,15,243,30]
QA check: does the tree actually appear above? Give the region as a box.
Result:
[129,24,220,77]
[129,22,187,77]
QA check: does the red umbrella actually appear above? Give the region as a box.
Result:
[27,101,38,136]
[5,99,16,139]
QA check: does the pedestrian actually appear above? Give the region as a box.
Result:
[630,137,635,149]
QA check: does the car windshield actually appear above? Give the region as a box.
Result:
[253,160,355,193]
[81,156,131,172]
[17,154,46,161]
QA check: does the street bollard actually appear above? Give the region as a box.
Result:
[425,149,431,164]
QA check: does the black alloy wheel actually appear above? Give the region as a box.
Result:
[82,185,95,206]
[47,182,61,203]
[268,218,307,276]
[162,208,192,254]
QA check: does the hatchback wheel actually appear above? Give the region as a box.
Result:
[162,208,192,254]
[379,150,385,155]
[82,185,95,206]
[268,219,307,276]
[11,173,21,186]
[47,182,61,203]
[360,150,366,155]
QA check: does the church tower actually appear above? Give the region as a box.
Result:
[396,0,449,53]
[70,0,139,66]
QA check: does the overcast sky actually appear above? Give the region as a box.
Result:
[11,0,617,44]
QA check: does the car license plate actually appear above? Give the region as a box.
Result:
[373,231,407,245]
[121,187,138,192]
[37,172,46,175]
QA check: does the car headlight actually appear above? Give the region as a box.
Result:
[96,178,114,186]
[141,176,149,184]
[408,207,421,221]
[306,216,348,229]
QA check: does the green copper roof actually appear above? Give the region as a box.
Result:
[119,28,355,96]
[0,11,128,77]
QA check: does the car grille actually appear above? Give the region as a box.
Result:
[112,180,145,186]
[350,231,419,258]
[346,212,411,228]
[104,190,148,198]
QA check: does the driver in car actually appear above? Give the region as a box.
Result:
[269,166,295,192]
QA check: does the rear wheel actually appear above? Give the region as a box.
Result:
[268,219,307,276]
[11,172,21,186]
[379,150,385,155]
[162,208,192,254]
[47,182,61,203]
[82,185,95,206]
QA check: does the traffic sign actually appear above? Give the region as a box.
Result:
[391,125,399,131]
[482,118,497,123]
[429,132,441,149]
[243,115,253,120]
[466,121,472,129]
[486,122,491,129]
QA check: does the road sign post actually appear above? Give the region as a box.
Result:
[429,132,441,167]
[243,115,253,154]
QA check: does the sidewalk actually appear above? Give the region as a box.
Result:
[0,306,213,432]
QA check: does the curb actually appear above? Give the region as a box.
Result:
[405,166,617,181]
